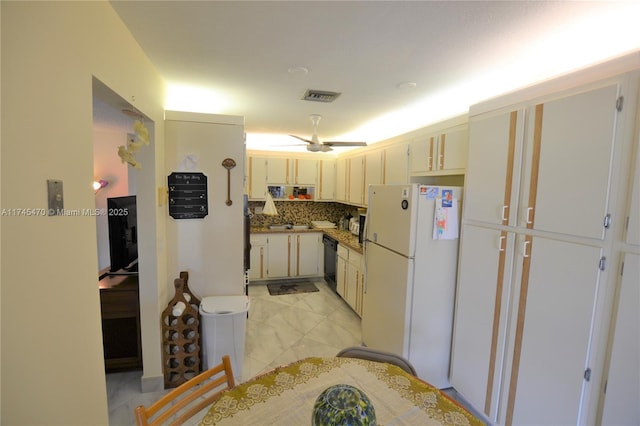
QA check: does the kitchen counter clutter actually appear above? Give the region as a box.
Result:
[251,226,362,253]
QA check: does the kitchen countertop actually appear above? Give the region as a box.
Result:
[251,226,363,253]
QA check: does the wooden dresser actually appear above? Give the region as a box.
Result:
[99,272,142,371]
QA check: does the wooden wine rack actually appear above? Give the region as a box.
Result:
[161,271,202,388]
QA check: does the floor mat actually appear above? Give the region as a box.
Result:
[267,280,319,296]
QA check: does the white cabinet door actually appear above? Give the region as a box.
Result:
[349,156,364,205]
[266,234,291,278]
[266,158,290,184]
[336,157,348,202]
[364,151,382,205]
[248,235,268,280]
[247,156,267,200]
[625,140,640,246]
[293,158,317,185]
[345,251,362,315]
[450,224,516,421]
[383,143,408,184]
[294,233,321,277]
[601,253,640,425]
[410,135,436,174]
[505,236,602,426]
[337,246,348,299]
[439,125,469,172]
[317,159,336,201]
[524,84,619,239]
[464,109,524,227]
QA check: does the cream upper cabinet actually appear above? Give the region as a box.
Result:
[410,125,468,176]
[364,151,382,204]
[624,136,639,246]
[439,125,469,171]
[266,158,289,184]
[335,157,348,202]
[265,157,317,185]
[519,84,619,240]
[383,143,409,184]
[348,156,365,205]
[317,159,336,201]
[247,156,267,200]
[292,158,317,185]
[463,109,524,227]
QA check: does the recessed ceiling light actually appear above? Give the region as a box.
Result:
[397,81,417,89]
[288,66,309,75]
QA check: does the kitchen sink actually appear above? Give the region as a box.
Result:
[269,224,291,230]
[268,224,310,230]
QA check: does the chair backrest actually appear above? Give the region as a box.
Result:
[336,346,417,376]
[134,355,235,426]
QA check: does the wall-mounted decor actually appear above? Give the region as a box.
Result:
[168,172,208,219]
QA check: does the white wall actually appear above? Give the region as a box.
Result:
[165,112,246,297]
[1,2,166,424]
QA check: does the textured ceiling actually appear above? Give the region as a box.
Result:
[107,1,640,152]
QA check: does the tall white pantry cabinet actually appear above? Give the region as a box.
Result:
[450,56,640,426]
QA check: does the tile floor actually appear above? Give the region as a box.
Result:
[106,279,362,425]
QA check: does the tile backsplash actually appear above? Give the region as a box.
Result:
[249,201,361,228]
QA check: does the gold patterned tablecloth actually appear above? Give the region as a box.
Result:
[200,357,485,425]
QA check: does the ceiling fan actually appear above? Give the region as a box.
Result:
[290,114,367,152]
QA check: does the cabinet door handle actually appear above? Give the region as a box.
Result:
[501,205,509,222]
[526,207,534,225]
[522,240,531,258]
[498,235,506,252]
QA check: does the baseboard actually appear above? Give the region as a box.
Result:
[141,374,164,393]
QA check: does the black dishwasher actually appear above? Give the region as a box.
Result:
[322,234,338,293]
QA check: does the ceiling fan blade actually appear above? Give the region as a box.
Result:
[289,134,314,144]
[322,141,368,147]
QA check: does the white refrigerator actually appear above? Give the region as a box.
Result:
[362,184,462,389]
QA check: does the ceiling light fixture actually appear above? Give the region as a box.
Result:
[287,66,309,75]
[397,81,417,89]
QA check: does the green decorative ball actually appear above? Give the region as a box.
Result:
[312,384,377,426]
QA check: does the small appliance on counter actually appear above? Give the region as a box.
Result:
[349,217,360,236]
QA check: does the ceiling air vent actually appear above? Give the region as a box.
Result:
[302,89,341,103]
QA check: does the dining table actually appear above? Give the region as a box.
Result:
[199,356,485,425]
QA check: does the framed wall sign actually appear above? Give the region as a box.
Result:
[168,172,208,219]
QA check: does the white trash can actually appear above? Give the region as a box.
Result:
[199,295,250,382]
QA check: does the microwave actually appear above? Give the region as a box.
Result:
[358,214,366,245]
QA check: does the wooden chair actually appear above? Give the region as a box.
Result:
[134,355,235,426]
[336,346,417,376]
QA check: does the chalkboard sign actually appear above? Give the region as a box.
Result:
[168,172,208,219]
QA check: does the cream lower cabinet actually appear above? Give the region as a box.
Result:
[601,253,639,425]
[265,233,322,279]
[452,226,605,424]
[336,244,364,316]
[248,235,268,280]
